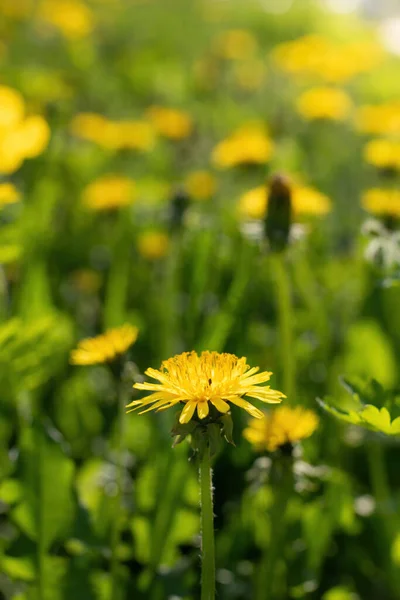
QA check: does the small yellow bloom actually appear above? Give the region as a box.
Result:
[212,124,273,168]
[0,86,25,130]
[296,87,352,121]
[70,113,155,151]
[0,183,20,207]
[364,138,400,170]
[273,36,383,83]
[38,0,94,39]
[244,406,319,452]
[137,231,170,260]
[0,0,34,19]
[82,175,136,211]
[213,29,258,60]
[185,170,217,200]
[70,324,138,365]
[238,184,331,220]
[128,351,285,424]
[356,102,400,136]
[361,188,400,217]
[146,106,193,140]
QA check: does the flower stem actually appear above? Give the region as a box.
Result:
[271,253,295,401]
[110,384,126,600]
[256,457,293,600]
[199,446,216,600]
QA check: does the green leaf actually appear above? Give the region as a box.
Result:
[12,424,75,550]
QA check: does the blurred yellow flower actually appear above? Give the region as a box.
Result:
[0,86,25,130]
[0,86,50,174]
[0,183,20,207]
[273,35,383,83]
[239,184,331,220]
[356,102,400,135]
[137,231,170,260]
[212,124,273,168]
[70,113,155,151]
[128,351,285,424]
[82,175,136,211]
[361,188,400,217]
[213,29,258,60]
[38,0,94,39]
[364,139,400,170]
[296,87,352,121]
[145,106,193,140]
[70,324,138,365]
[185,170,217,200]
[243,406,319,452]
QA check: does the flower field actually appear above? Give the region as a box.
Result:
[0,0,400,599]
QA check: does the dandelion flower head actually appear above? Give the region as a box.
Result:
[137,230,170,260]
[363,138,400,171]
[244,406,319,452]
[128,351,285,424]
[70,324,138,365]
[361,188,400,217]
[296,87,352,121]
[145,106,193,140]
[82,175,136,211]
[212,123,273,168]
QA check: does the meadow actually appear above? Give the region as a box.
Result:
[0,0,400,599]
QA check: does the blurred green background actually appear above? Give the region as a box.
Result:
[0,0,400,598]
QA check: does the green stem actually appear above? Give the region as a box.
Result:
[256,457,293,600]
[271,253,295,401]
[110,384,127,600]
[367,443,400,594]
[37,428,45,600]
[200,446,215,600]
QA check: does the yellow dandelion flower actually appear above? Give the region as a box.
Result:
[364,138,400,170]
[146,106,193,140]
[127,351,285,424]
[38,0,94,39]
[361,188,400,217]
[70,113,155,151]
[0,86,25,130]
[185,170,217,200]
[213,29,258,60]
[296,87,352,121]
[244,406,319,452]
[212,124,273,169]
[356,102,400,136]
[82,175,136,212]
[238,184,331,220]
[70,324,138,365]
[272,36,383,84]
[0,183,20,207]
[137,230,170,260]
[0,114,50,175]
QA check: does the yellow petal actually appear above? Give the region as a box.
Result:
[179,401,197,424]
[197,401,209,419]
[210,397,230,413]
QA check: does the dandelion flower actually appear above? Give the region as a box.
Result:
[185,170,217,200]
[0,183,20,207]
[363,138,400,171]
[146,106,193,140]
[296,87,352,121]
[361,188,400,217]
[137,231,170,260]
[82,175,136,211]
[212,124,273,168]
[244,406,319,452]
[213,29,258,60]
[38,0,94,39]
[128,351,285,424]
[355,102,400,136]
[238,183,331,220]
[70,324,138,365]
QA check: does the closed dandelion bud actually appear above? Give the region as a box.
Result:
[169,186,190,231]
[264,174,292,253]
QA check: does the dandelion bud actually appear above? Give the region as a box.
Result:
[264,174,292,253]
[169,186,190,231]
